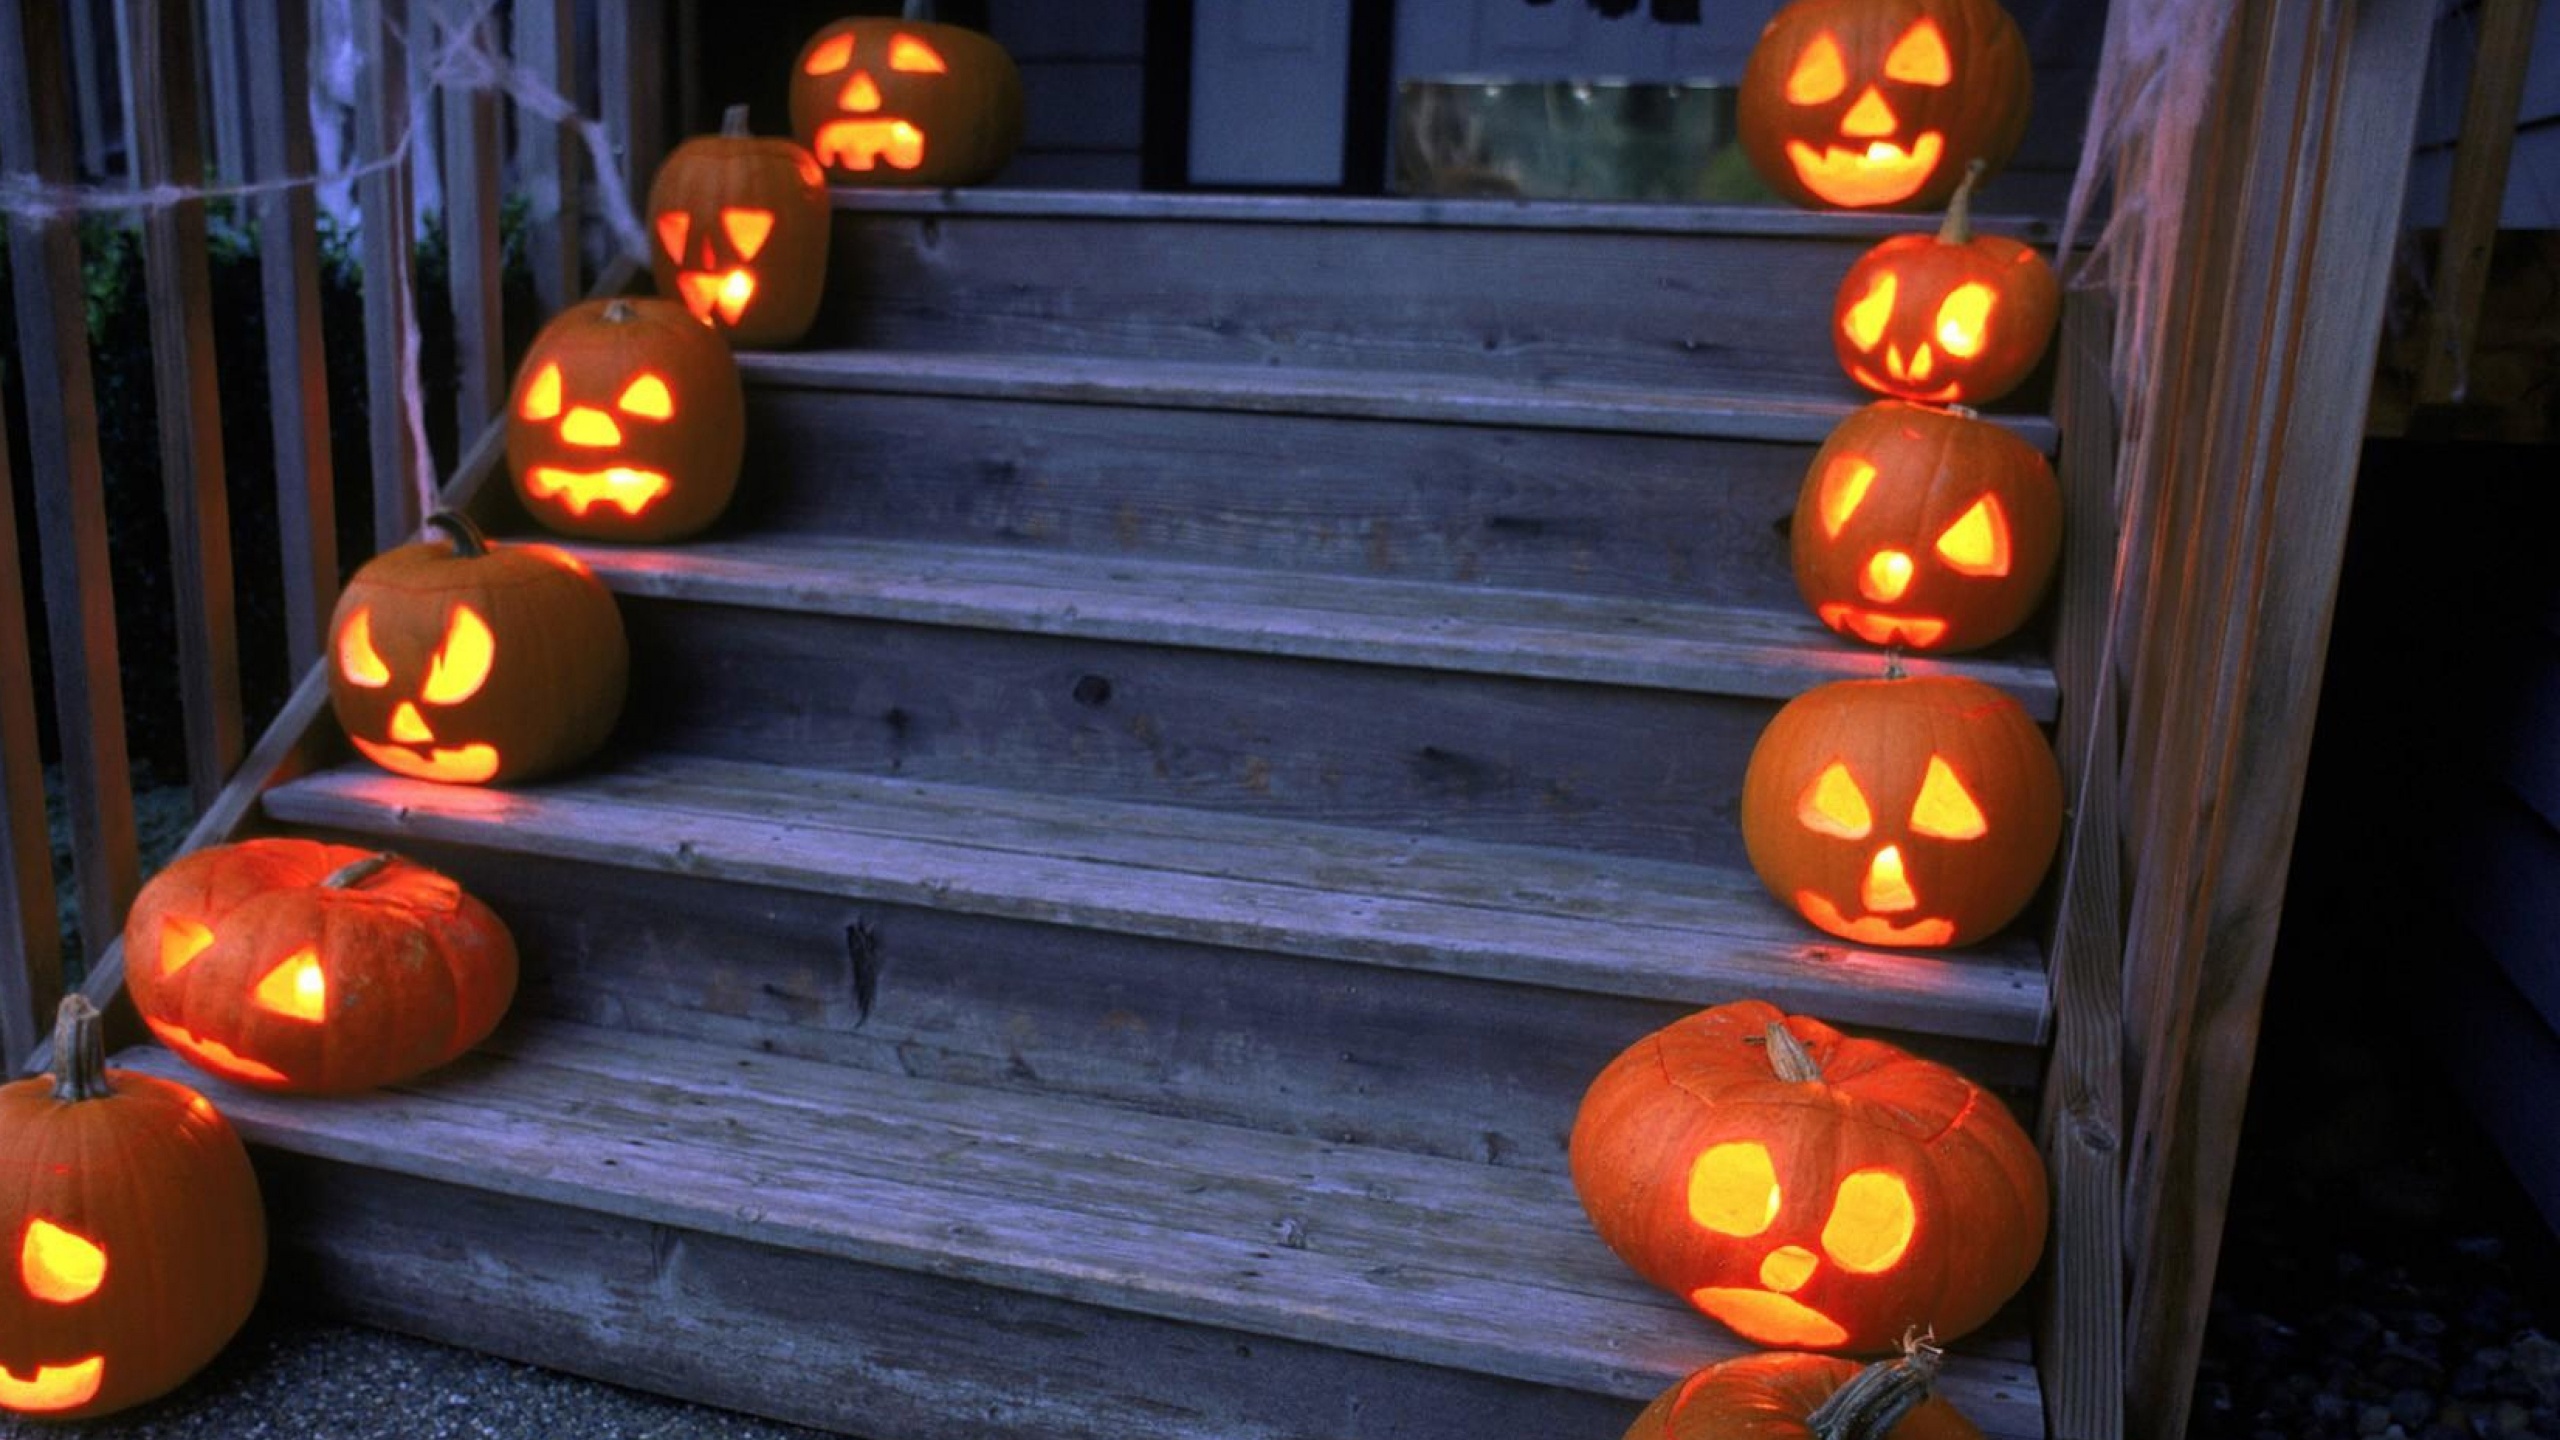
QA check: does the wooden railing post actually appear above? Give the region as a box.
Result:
[355,0,420,552]
[599,0,670,213]
[0,379,63,1072]
[513,0,586,313]
[440,0,507,438]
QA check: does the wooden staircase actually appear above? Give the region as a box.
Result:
[116,191,2067,1439]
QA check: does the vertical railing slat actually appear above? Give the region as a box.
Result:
[512,0,583,314]
[201,0,249,182]
[598,0,668,214]
[354,0,418,551]
[0,378,64,1073]
[0,0,142,970]
[242,0,338,675]
[441,3,506,438]
[66,0,112,175]
[121,0,245,812]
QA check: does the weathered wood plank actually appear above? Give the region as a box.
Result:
[0,386,61,1071]
[512,0,584,315]
[597,0,667,212]
[439,4,507,440]
[2415,0,2541,404]
[354,0,417,551]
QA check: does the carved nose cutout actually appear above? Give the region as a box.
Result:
[1841,86,1899,138]
[1861,549,1916,602]
[1759,1244,1820,1293]
[842,72,882,111]
[390,701,435,744]
[1862,844,1919,913]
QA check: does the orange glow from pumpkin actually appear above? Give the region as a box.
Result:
[655,211,691,262]
[1815,604,1951,648]
[20,1219,106,1303]
[422,606,496,705]
[889,34,946,72]
[1817,455,1877,538]
[1784,132,1947,209]
[1891,343,1936,383]
[1839,86,1898,139]
[389,700,434,744]
[145,1016,290,1086]
[1793,891,1958,947]
[1843,275,1895,352]
[814,118,926,172]
[718,207,776,261]
[1910,756,1989,839]
[1935,283,1996,358]
[559,406,624,448]
[525,466,676,518]
[1758,1244,1820,1293]
[842,72,883,112]
[350,736,503,785]
[519,362,564,422]
[679,269,761,327]
[1687,1142,1781,1236]
[1786,34,1848,105]
[615,374,676,420]
[1883,20,1953,85]
[1861,549,1916,602]
[1821,1171,1917,1272]
[1691,1288,1851,1349]
[1934,496,2012,575]
[1798,762,1874,839]
[160,916,215,977]
[1861,845,1919,913]
[337,608,391,688]
[803,31,854,74]
[0,1356,106,1414]
[254,947,328,1023]
[1847,363,1962,403]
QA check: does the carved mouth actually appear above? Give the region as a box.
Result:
[1795,891,1956,948]
[145,1017,291,1088]
[0,1355,106,1413]
[1690,1287,1850,1349]
[1784,132,1945,208]
[351,736,503,785]
[1816,603,1950,649]
[676,268,758,327]
[524,466,673,519]
[813,119,925,172]
[1846,361,1964,403]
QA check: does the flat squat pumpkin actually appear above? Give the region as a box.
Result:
[791,16,1022,187]
[1626,1346,1982,1440]
[649,104,830,348]
[506,296,746,541]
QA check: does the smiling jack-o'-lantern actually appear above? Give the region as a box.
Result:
[789,17,1022,187]
[328,512,628,786]
[505,296,745,542]
[123,839,518,1095]
[1792,401,2059,653]
[1833,162,2059,404]
[649,105,830,349]
[1625,1345,1982,1440]
[0,996,263,1419]
[1739,0,2030,211]
[1741,672,2060,949]
[1571,999,2046,1354]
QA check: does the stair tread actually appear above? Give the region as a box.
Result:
[557,536,2059,719]
[264,755,2048,1044]
[109,1018,2041,1435]
[738,349,2062,451]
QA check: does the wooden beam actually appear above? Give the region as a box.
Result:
[440,4,507,439]
[0,375,63,1072]
[354,0,418,553]
[2416,0,2541,404]
[512,0,585,315]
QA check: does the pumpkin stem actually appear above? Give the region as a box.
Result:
[721,103,752,138]
[49,994,113,1103]
[424,510,492,559]
[599,298,640,325]
[1806,1338,1948,1440]
[322,852,399,891]
[1764,1022,1825,1083]
[1937,158,1989,247]
[1882,648,1909,681]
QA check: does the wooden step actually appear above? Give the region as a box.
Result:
[261,756,2050,1047]
[109,1021,2046,1439]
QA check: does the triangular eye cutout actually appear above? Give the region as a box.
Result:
[655,211,690,263]
[253,947,328,1022]
[889,34,947,72]
[1817,455,1878,539]
[1910,755,1989,839]
[1934,495,2013,576]
[1843,273,1896,353]
[21,1219,106,1303]
[803,31,854,75]
[1884,20,1954,85]
[161,917,215,977]
[337,606,391,688]
[1787,33,1849,105]
[1933,282,1997,358]
[1798,762,1875,839]
[518,362,563,422]
[719,207,776,261]
[422,605,496,705]
[617,373,676,419]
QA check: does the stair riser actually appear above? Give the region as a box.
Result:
[735,385,1810,609]
[264,1156,1648,1440]
[824,210,1875,395]
[617,598,1774,867]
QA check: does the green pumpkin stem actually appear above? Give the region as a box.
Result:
[424,510,492,559]
[49,994,113,1103]
[322,852,399,891]
[1937,158,1989,246]
[721,103,752,138]
[1806,1339,1947,1440]
[1764,1022,1825,1083]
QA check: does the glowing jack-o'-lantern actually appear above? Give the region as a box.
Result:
[505,296,745,542]
[328,511,628,786]
[1833,163,2059,404]
[648,105,830,349]
[0,996,264,1419]
[1571,999,2046,1354]
[1792,401,2059,653]
[1739,0,2030,211]
[789,17,1023,188]
[1741,672,2060,949]
[1625,1345,1983,1440]
[122,839,518,1095]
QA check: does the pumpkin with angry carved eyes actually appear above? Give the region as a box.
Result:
[1739,0,2030,211]
[1792,401,2059,653]
[790,17,1022,187]
[1571,999,2046,1354]
[328,512,628,786]
[649,105,830,348]
[506,296,745,541]
[1741,672,2060,949]
[1626,1346,1983,1440]
[1834,162,2059,404]
[123,840,518,1094]
[0,996,264,1419]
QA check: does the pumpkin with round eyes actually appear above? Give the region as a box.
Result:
[1833,163,2059,404]
[1626,1345,1983,1440]
[649,105,830,349]
[328,512,628,787]
[1739,0,2030,211]
[789,17,1022,188]
[1792,401,2059,653]
[505,296,745,542]
[0,996,264,1419]
[123,840,518,1095]
[1571,999,2046,1354]
[1741,672,2060,949]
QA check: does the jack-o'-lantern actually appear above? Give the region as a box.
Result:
[123,839,518,1095]
[1741,672,2060,949]
[0,996,264,1419]
[504,296,745,542]
[1791,401,2059,652]
[1625,1345,1982,1440]
[789,17,1023,187]
[649,105,830,349]
[1833,163,2058,403]
[1739,0,2030,211]
[328,511,628,786]
[1571,999,2046,1353]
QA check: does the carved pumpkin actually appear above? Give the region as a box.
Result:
[1833,163,2059,403]
[648,104,831,349]
[1738,0,2030,211]
[1791,401,2059,653]
[789,17,1022,187]
[1741,672,2060,948]
[0,996,264,1419]
[505,296,746,542]
[1571,999,2046,1353]
[123,840,518,1095]
[328,512,628,786]
[1626,1346,1982,1440]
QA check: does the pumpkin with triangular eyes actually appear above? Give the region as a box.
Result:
[1833,163,2059,405]
[790,17,1022,187]
[1739,0,2031,211]
[1791,401,2059,653]
[649,105,830,349]
[505,296,745,542]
